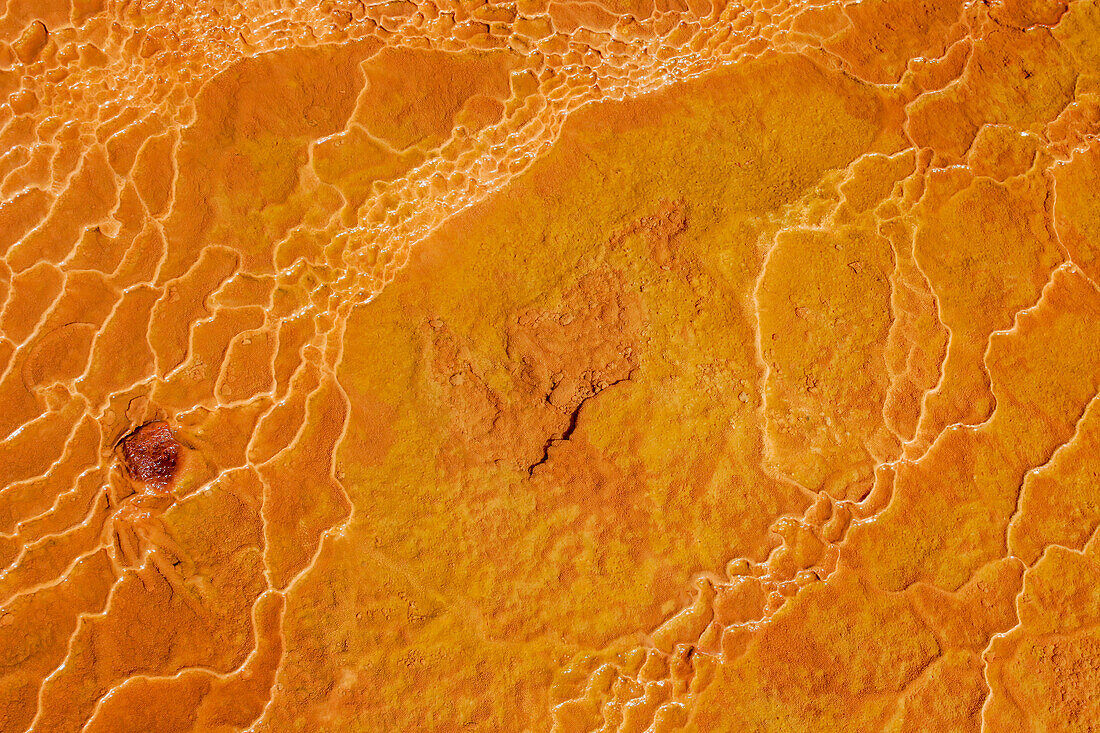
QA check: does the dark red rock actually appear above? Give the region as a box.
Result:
[120,421,180,491]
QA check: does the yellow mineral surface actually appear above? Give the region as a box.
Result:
[1,0,1099,731]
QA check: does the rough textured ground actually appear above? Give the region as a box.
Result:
[1,0,1100,730]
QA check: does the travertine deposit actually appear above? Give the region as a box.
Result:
[1,0,1100,730]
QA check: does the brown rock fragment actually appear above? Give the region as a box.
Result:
[119,421,181,492]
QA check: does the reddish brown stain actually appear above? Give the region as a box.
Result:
[119,421,180,492]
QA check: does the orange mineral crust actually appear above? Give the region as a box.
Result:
[2,0,1100,731]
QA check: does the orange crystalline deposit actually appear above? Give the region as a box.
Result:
[3,0,1100,731]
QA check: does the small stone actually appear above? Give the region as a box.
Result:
[120,421,181,492]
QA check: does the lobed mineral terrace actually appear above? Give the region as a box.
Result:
[2,0,1100,730]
